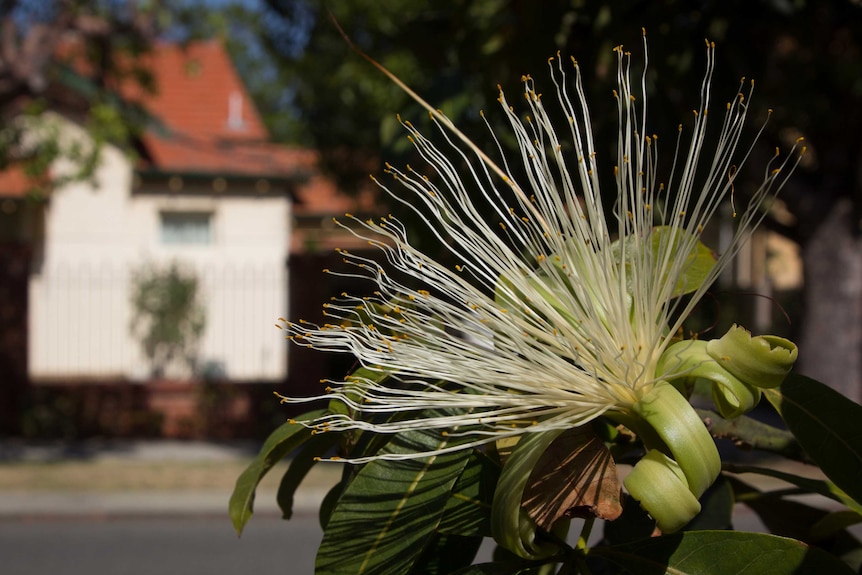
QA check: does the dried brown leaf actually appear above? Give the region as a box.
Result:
[522,426,622,530]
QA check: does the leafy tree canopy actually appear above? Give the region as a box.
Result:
[230,0,862,248]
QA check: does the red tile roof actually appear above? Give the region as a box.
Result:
[129,41,310,179]
[0,38,385,227]
[140,135,315,179]
[0,165,50,199]
[0,40,311,196]
[132,41,268,141]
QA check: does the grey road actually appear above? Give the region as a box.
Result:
[0,513,323,575]
[0,507,838,575]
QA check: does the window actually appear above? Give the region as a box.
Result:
[160,212,212,245]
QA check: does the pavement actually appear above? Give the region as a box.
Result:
[0,438,847,522]
[0,439,342,520]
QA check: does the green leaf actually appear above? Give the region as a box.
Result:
[612,226,717,300]
[723,463,862,515]
[438,450,500,537]
[328,366,390,419]
[329,369,421,460]
[764,374,862,507]
[587,530,855,574]
[810,510,862,541]
[277,432,341,520]
[408,533,484,574]
[319,481,344,530]
[314,427,472,575]
[494,263,579,327]
[726,476,862,567]
[657,227,717,298]
[229,409,326,535]
[728,475,834,540]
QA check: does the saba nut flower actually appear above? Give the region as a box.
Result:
[278,35,804,554]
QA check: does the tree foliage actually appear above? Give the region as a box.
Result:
[253,0,860,242]
[0,0,171,193]
[239,0,862,395]
[130,262,206,378]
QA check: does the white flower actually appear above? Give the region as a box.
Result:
[279,37,804,463]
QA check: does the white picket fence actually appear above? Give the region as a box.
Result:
[28,262,288,382]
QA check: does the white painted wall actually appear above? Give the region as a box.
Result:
[28,118,290,381]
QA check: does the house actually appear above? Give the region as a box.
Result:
[0,39,388,437]
[0,40,382,436]
[17,40,321,386]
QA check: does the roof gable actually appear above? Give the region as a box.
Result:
[131,40,269,144]
[129,41,307,179]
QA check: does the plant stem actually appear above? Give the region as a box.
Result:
[696,408,809,462]
[577,517,595,550]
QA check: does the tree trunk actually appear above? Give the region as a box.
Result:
[798,198,862,402]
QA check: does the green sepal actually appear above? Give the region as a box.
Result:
[623,449,702,533]
[490,429,569,560]
[710,378,761,420]
[706,324,798,389]
[633,382,720,498]
[658,339,761,418]
[622,382,726,533]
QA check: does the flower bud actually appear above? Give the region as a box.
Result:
[624,449,702,533]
